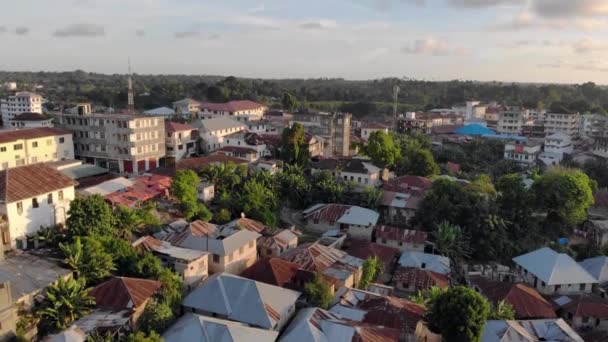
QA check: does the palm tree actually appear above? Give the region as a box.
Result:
[432,221,471,262]
[59,237,83,271]
[410,286,446,307]
[40,276,95,330]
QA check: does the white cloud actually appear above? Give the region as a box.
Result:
[403,38,466,56]
[447,0,524,8]
[299,20,338,30]
[54,23,105,37]
[532,0,608,19]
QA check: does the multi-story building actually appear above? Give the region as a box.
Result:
[198,100,268,122]
[497,108,531,136]
[173,98,202,115]
[165,121,198,163]
[0,127,74,171]
[198,117,248,153]
[360,122,389,141]
[593,137,608,159]
[54,104,165,174]
[581,114,608,139]
[8,112,53,129]
[504,140,542,166]
[539,132,573,166]
[0,164,76,249]
[290,112,352,157]
[0,92,43,126]
[544,112,581,137]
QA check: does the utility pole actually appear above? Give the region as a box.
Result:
[127,58,135,114]
[393,84,400,126]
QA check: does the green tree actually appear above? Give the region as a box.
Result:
[240,179,279,226]
[358,256,383,290]
[136,252,163,279]
[360,186,383,209]
[139,299,174,335]
[113,205,143,240]
[59,237,115,284]
[39,277,95,331]
[213,208,232,224]
[489,300,516,320]
[124,331,163,342]
[533,167,596,226]
[200,163,246,192]
[410,286,446,307]
[304,274,333,309]
[281,123,310,166]
[158,268,183,312]
[311,170,347,204]
[282,91,298,111]
[365,131,401,169]
[468,174,497,197]
[426,286,490,342]
[100,237,139,277]
[171,170,212,221]
[398,140,439,177]
[66,195,114,238]
[432,221,471,262]
[277,167,311,209]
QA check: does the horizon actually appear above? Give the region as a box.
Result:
[1,1,608,84]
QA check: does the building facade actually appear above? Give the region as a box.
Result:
[198,100,268,122]
[8,112,54,128]
[544,112,581,137]
[291,112,352,157]
[504,141,542,166]
[165,122,198,163]
[54,105,165,175]
[0,128,74,171]
[497,108,531,135]
[1,92,43,126]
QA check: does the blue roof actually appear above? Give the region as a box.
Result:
[455,124,496,136]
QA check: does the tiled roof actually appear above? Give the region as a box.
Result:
[392,267,449,290]
[152,155,248,177]
[374,226,427,244]
[358,296,425,334]
[0,127,71,144]
[257,229,299,251]
[240,257,314,289]
[345,240,399,271]
[12,112,51,121]
[165,121,195,133]
[89,277,162,311]
[216,146,258,154]
[200,100,267,113]
[557,294,608,319]
[470,276,556,319]
[0,164,78,203]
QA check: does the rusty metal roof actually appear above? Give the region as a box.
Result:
[345,241,399,271]
[374,226,427,245]
[240,257,313,288]
[90,277,162,311]
[392,267,449,290]
[279,243,349,273]
[359,296,425,335]
[0,163,78,203]
[303,204,352,224]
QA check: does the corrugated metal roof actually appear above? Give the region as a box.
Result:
[0,163,78,203]
[374,226,427,244]
[90,277,162,311]
[555,294,608,319]
[397,252,450,275]
[358,296,425,335]
[579,256,608,283]
[513,247,598,286]
[163,313,278,342]
[481,319,583,342]
[240,257,314,289]
[392,267,449,290]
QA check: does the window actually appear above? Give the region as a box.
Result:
[213,254,220,263]
[16,202,23,215]
[421,262,427,269]
[0,147,6,152]
[32,141,38,148]
[32,198,39,208]
[555,285,561,292]
[58,191,64,201]
[48,193,53,204]
[582,317,590,324]
[580,284,586,291]
[239,246,244,255]
[13,144,23,150]
[59,137,65,143]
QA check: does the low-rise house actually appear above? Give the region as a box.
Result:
[88,276,162,328]
[373,225,427,252]
[302,204,379,240]
[8,112,54,128]
[512,247,598,295]
[579,256,608,293]
[163,313,278,342]
[240,257,315,292]
[132,236,209,289]
[345,240,400,283]
[279,243,364,289]
[481,319,583,342]
[215,146,259,162]
[251,159,281,174]
[360,123,389,141]
[197,117,247,152]
[163,220,260,275]
[397,251,450,275]
[590,191,608,220]
[539,132,573,166]
[222,131,271,158]
[553,294,608,333]
[310,158,385,188]
[143,106,175,119]
[222,217,299,258]
[104,174,171,208]
[152,154,248,177]
[44,326,86,342]
[580,220,608,246]
[470,276,557,319]
[198,100,268,122]
[79,177,133,197]
[182,273,300,331]
[392,267,449,293]
[504,140,542,166]
[197,182,215,203]
[165,121,198,163]
[0,164,77,249]
[279,307,401,342]
[380,176,432,225]
[173,98,202,114]
[0,127,74,171]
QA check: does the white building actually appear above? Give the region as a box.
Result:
[173,98,201,115]
[198,117,247,152]
[504,140,542,166]
[302,204,380,240]
[0,127,74,171]
[165,121,198,162]
[0,164,76,249]
[539,132,573,166]
[310,158,384,188]
[198,100,268,122]
[360,123,389,141]
[544,112,581,137]
[581,114,607,139]
[144,106,176,119]
[3,82,17,91]
[1,92,43,126]
[513,247,598,295]
[8,112,53,128]
[497,108,531,136]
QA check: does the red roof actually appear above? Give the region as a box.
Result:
[200,100,267,113]
[216,146,258,154]
[105,174,171,208]
[231,217,268,234]
[393,267,449,290]
[383,176,433,195]
[304,204,351,224]
[359,296,425,334]
[345,240,399,271]
[240,258,314,289]
[0,164,78,203]
[165,121,195,133]
[594,191,608,208]
[12,112,51,121]
[471,276,556,319]
[374,226,427,245]
[560,294,608,319]
[90,277,162,311]
[0,127,71,144]
[446,162,461,174]
[279,243,348,273]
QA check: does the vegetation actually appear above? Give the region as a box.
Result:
[304,274,334,309]
[66,195,114,238]
[410,286,447,307]
[432,222,471,262]
[139,299,174,335]
[365,131,401,168]
[358,256,384,290]
[282,123,310,166]
[171,170,212,221]
[124,331,164,342]
[59,237,115,284]
[39,277,95,332]
[489,300,516,320]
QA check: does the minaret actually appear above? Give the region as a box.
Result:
[127,58,135,114]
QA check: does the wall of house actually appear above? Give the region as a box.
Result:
[0,134,74,170]
[384,207,416,226]
[361,128,388,141]
[304,221,339,234]
[339,171,381,188]
[8,119,54,129]
[1,186,74,248]
[166,130,197,161]
[517,267,593,295]
[347,224,374,240]
[570,315,608,333]
[0,282,16,342]
[175,255,209,289]
[209,240,257,275]
[376,238,425,253]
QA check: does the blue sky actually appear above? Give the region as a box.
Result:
[1,0,608,83]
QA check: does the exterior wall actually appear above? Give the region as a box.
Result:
[175,256,209,289]
[0,282,16,342]
[0,133,74,170]
[504,144,541,165]
[199,106,267,121]
[339,171,381,188]
[569,315,608,332]
[376,238,425,253]
[8,119,53,128]
[0,186,74,248]
[166,129,197,162]
[1,93,43,125]
[497,110,527,135]
[208,240,257,275]
[198,184,215,203]
[304,221,339,234]
[202,125,247,152]
[544,113,581,137]
[347,223,375,240]
[516,265,593,295]
[384,207,416,226]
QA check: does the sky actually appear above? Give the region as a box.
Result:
[2,0,608,83]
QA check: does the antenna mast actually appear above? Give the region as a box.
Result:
[127,58,135,114]
[393,84,400,124]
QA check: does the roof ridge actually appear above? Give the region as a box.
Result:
[252,280,275,326]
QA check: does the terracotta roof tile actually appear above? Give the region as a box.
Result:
[90,276,162,311]
[0,163,77,203]
[0,127,71,144]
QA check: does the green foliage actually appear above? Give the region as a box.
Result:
[123,331,163,342]
[39,276,95,332]
[533,167,596,226]
[489,300,516,320]
[469,174,497,197]
[359,186,383,209]
[213,208,233,224]
[365,131,401,168]
[59,237,115,284]
[240,179,279,226]
[277,166,312,209]
[281,123,310,166]
[396,136,439,177]
[66,195,114,238]
[171,170,212,221]
[311,170,347,204]
[304,274,333,309]
[432,221,471,262]
[426,286,490,342]
[410,286,446,307]
[158,268,183,313]
[183,201,213,222]
[358,256,383,290]
[100,237,139,277]
[136,252,163,279]
[200,163,246,192]
[282,91,298,111]
[583,158,608,189]
[113,204,161,240]
[139,299,174,335]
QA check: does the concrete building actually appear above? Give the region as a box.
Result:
[0,280,16,342]
[165,121,198,163]
[290,112,352,157]
[504,140,542,166]
[1,92,43,126]
[302,204,380,240]
[497,108,531,135]
[544,112,581,137]
[539,132,573,166]
[198,117,247,152]
[310,158,385,188]
[594,137,608,159]
[54,104,165,175]
[8,112,53,128]
[581,114,608,139]
[198,100,268,122]
[0,127,74,171]
[0,164,76,248]
[361,122,389,141]
[173,98,202,115]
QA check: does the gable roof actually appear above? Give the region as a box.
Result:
[310,159,381,175]
[165,222,260,256]
[554,294,608,319]
[470,276,556,319]
[0,163,78,203]
[200,100,267,113]
[303,204,379,227]
[163,314,278,342]
[392,267,449,290]
[144,106,175,116]
[12,112,52,121]
[512,247,598,286]
[0,127,71,144]
[165,121,195,133]
[358,296,425,334]
[89,277,162,311]
[240,257,313,289]
[455,124,496,136]
[481,319,583,342]
[579,256,608,283]
[182,273,300,330]
[397,252,450,275]
[382,176,432,195]
[200,117,247,132]
[345,240,399,272]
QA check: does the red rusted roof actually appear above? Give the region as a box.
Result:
[358,296,425,334]
[131,236,164,253]
[232,217,267,234]
[240,258,313,288]
[12,112,51,121]
[361,122,389,130]
[383,176,432,195]
[304,204,352,224]
[392,267,449,290]
[90,277,162,311]
[446,162,461,174]
[165,121,195,133]
[279,243,347,273]
[200,100,267,113]
[345,240,399,271]
[560,294,608,319]
[216,146,258,154]
[471,276,556,319]
[0,163,78,203]
[340,321,401,342]
[0,127,71,144]
[374,226,427,245]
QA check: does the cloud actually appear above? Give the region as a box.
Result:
[571,38,608,54]
[53,23,105,37]
[136,30,145,37]
[497,39,566,48]
[447,0,524,8]
[0,26,6,34]
[531,0,608,19]
[14,27,29,35]
[173,31,220,40]
[402,38,468,56]
[298,20,338,30]
[490,9,608,31]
